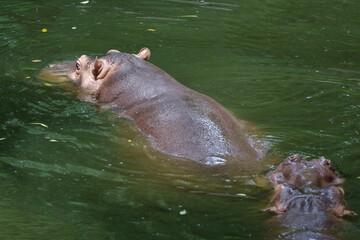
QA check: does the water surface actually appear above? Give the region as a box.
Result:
[1,0,360,239]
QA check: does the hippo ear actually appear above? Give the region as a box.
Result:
[331,206,357,217]
[343,210,357,216]
[92,57,110,80]
[134,47,151,61]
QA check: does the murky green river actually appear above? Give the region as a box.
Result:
[1,0,360,239]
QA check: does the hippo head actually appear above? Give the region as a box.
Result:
[267,183,354,216]
[46,48,149,85]
[70,48,150,89]
[266,183,356,229]
[266,155,357,232]
[38,48,156,105]
[268,154,343,189]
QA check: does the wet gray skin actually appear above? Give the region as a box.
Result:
[282,231,339,240]
[268,154,344,188]
[39,48,265,167]
[266,155,357,239]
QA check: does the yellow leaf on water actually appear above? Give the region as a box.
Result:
[44,83,52,86]
[42,28,47,33]
[32,59,42,63]
[357,176,360,179]
[30,122,48,128]
[128,139,132,143]
[147,29,156,32]
[49,139,58,142]
[25,76,31,79]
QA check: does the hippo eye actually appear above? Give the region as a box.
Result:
[76,61,81,71]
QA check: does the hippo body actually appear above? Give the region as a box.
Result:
[40,48,263,165]
[267,155,356,239]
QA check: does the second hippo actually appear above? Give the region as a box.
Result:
[39,48,264,166]
[266,155,356,239]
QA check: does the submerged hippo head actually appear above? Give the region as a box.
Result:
[38,48,176,107]
[44,48,150,87]
[266,183,355,223]
[266,154,356,236]
[268,154,343,189]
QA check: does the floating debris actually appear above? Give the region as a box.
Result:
[147,29,156,32]
[44,83,53,87]
[42,28,47,33]
[30,122,48,128]
[32,59,42,63]
[179,210,187,215]
[181,15,198,18]
[80,1,89,4]
[236,193,247,197]
[128,139,132,143]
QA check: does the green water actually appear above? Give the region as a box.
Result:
[1,0,360,239]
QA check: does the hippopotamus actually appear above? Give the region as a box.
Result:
[268,154,344,189]
[266,154,356,239]
[39,48,264,166]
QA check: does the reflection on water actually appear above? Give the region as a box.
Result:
[0,0,360,239]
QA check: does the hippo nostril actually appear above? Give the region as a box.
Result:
[288,154,301,163]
